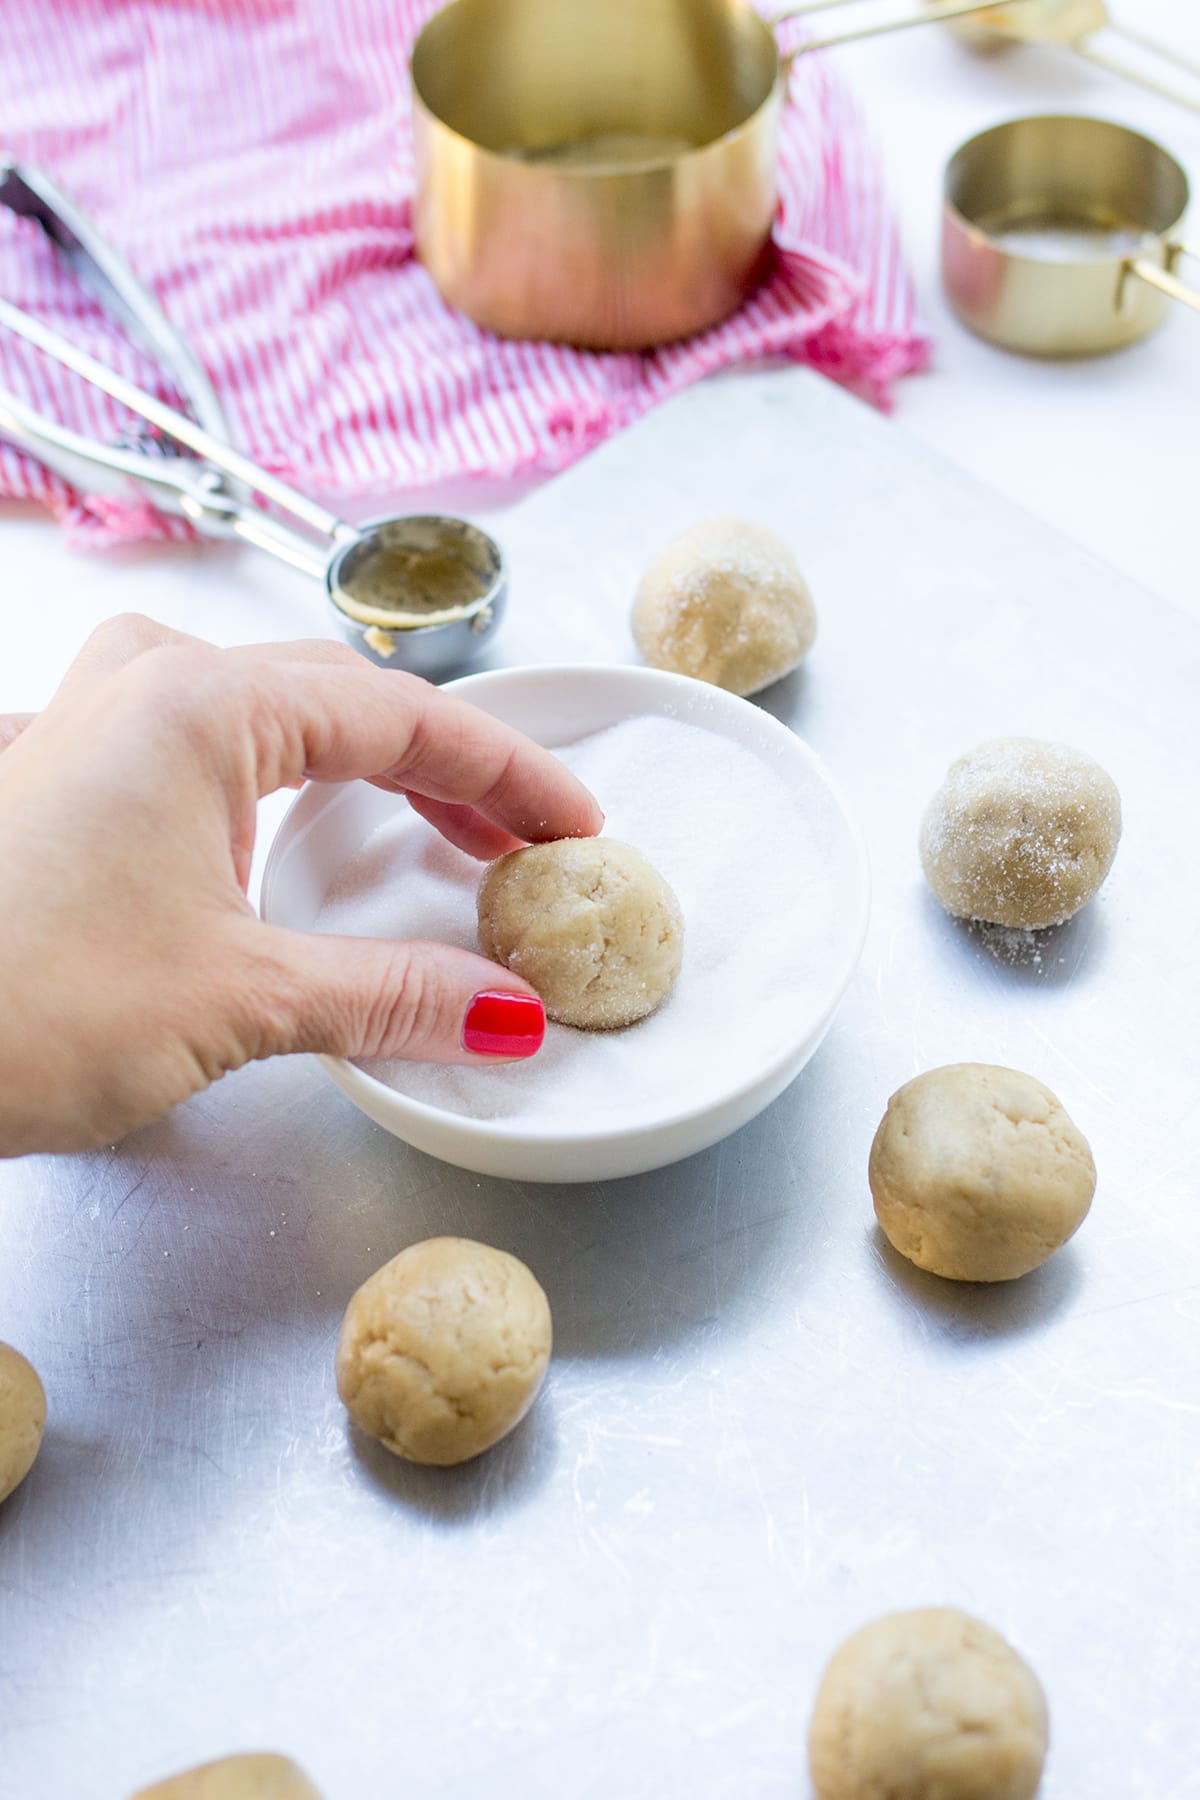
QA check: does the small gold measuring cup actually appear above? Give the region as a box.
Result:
[942,115,1200,357]
[412,0,1031,350]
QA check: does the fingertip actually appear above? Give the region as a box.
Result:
[523,793,605,845]
[563,798,605,842]
[564,779,605,841]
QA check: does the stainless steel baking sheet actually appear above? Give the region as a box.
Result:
[0,368,1196,1798]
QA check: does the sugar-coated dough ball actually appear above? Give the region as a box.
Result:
[631,515,816,696]
[870,1063,1095,1282]
[920,737,1121,930]
[809,1608,1048,1800]
[478,837,683,1030]
[335,1237,552,1466]
[129,1753,321,1799]
[0,1341,45,1504]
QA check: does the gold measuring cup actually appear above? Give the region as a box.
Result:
[942,115,1200,357]
[412,0,1030,350]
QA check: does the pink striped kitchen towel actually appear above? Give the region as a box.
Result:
[0,0,928,544]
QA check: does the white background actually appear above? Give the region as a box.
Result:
[1,16,1199,1797]
[3,1,1200,655]
[4,368,1198,1800]
[845,0,1200,621]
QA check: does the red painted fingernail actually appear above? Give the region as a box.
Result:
[463,990,545,1059]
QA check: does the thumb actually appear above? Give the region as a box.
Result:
[254,929,546,1066]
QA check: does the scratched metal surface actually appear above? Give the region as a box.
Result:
[1,369,1197,1800]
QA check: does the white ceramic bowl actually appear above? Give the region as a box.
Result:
[260,665,869,1182]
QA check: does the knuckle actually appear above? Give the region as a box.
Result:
[363,947,456,1059]
[235,933,464,1064]
[366,949,430,1056]
[475,743,523,818]
[221,929,310,1063]
[118,643,231,734]
[323,640,364,668]
[240,668,307,786]
[90,610,160,648]
[84,611,177,664]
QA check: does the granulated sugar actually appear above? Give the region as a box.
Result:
[919,736,1121,931]
[632,517,815,698]
[316,715,834,1134]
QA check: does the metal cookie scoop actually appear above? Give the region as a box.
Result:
[0,160,505,679]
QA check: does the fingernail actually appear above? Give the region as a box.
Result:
[463,990,545,1059]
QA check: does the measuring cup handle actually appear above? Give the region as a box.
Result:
[1128,249,1200,318]
[1074,41,1200,117]
[775,0,1027,63]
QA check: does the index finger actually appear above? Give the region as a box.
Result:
[241,660,604,844]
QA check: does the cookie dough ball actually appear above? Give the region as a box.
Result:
[809,1608,1048,1800]
[870,1063,1095,1282]
[130,1755,321,1800]
[478,837,683,1030]
[920,737,1121,930]
[0,1342,45,1504]
[335,1237,552,1466]
[631,515,816,696]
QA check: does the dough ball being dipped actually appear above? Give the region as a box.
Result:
[809,1608,1048,1800]
[870,1063,1095,1282]
[0,1341,45,1504]
[920,737,1121,930]
[130,1755,322,1800]
[335,1237,552,1466]
[632,514,816,696]
[478,837,683,1030]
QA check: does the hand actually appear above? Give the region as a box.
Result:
[0,615,602,1157]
